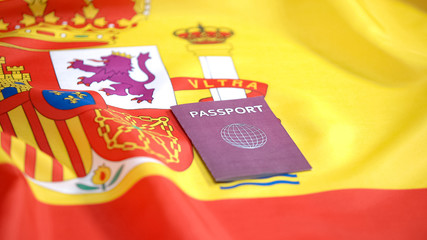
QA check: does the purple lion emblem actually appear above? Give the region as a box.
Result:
[68,52,155,103]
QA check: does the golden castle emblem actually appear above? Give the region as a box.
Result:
[0,57,32,101]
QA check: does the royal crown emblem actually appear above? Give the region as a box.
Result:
[111,51,132,59]
[174,24,233,44]
[0,0,151,50]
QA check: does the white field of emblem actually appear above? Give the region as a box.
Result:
[50,46,177,109]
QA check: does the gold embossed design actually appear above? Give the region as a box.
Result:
[94,108,182,163]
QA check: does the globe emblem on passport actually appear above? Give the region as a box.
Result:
[220,123,267,149]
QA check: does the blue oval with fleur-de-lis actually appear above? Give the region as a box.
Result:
[42,90,95,110]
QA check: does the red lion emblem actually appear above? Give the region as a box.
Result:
[68,52,155,103]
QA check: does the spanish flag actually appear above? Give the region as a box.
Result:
[1,0,427,239]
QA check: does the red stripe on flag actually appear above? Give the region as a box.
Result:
[0,166,426,240]
[21,102,54,156]
[170,77,268,98]
[55,120,86,177]
[0,113,16,136]
[24,145,36,178]
[0,132,12,156]
[35,30,55,37]
[51,158,64,182]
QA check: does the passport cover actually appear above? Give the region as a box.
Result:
[171,96,312,182]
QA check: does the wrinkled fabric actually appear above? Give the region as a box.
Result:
[1,0,427,239]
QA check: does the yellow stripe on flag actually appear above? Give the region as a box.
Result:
[175,89,212,105]
[66,116,92,174]
[10,136,26,172]
[34,147,53,182]
[36,111,76,180]
[8,106,37,147]
[0,151,10,165]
